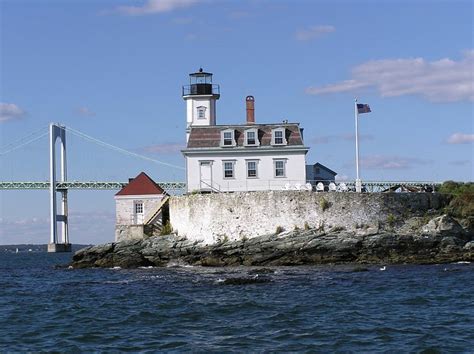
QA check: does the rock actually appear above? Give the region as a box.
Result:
[460,217,474,233]
[219,277,271,285]
[463,241,474,250]
[351,266,369,272]
[70,224,474,269]
[422,215,465,235]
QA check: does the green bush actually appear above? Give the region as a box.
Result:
[386,213,396,227]
[320,197,330,211]
[438,181,474,218]
[160,221,173,235]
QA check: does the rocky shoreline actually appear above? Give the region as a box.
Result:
[71,215,473,268]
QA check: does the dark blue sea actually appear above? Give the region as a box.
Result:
[1,250,473,352]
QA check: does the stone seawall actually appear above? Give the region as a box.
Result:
[169,191,446,244]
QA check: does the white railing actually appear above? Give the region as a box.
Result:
[195,180,441,193]
[199,180,221,193]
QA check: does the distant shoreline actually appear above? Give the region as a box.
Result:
[1,244,91,253]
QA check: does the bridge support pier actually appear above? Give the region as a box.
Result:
[47,243,71,253]
[49,123,71,253]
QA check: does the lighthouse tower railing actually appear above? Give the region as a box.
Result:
[182,84,220,96]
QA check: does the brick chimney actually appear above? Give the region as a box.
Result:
[246,96,255,124]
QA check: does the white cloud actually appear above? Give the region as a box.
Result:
[0,103,26,122]
[141,143,184,154]
[295,25,335,41]
[446,132,474,144]
[358,155,432,170]
[76,107,96,117]
[115,0,200,16]
[306,50,474,102]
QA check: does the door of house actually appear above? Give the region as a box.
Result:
[200,161,212,190]
[134,201,144,224]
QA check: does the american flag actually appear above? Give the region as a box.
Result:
[357,103,371,114]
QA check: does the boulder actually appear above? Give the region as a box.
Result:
[421,215,464,235]
[463,241,474,251]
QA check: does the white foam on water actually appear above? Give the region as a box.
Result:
[166,261,194,268]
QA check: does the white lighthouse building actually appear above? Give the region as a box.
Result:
[182,68,220,142]
[181,69,310,193]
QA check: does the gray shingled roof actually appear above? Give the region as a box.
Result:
[186,124,305,149]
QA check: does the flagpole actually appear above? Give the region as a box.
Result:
[354,98,362,192]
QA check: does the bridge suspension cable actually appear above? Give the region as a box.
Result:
[65,126,185,171]
[0,126,49,156]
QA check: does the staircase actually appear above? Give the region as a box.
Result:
[144,195,170,225]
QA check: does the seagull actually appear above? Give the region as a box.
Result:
[380,266,386,271]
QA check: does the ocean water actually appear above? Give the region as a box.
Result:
[0,251,473,352]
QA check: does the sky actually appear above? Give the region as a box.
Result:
[0,0,473,245]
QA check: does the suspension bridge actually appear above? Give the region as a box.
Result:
[1,123,186,252]
[1,123,441,252]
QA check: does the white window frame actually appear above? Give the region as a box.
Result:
[196,106,206,120]
[244,128,259,146]
[246,159,259,179]
[221,129,236,147]
[273,159,287,178]
[271,128,287,146]
[134,201,144,214]
[223,160,236,179]
[133,201,144,224]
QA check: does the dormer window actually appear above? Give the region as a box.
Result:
[272,128,287,145]
[244,128,259,146]
[221,129,236,147]
[197,106,206,119]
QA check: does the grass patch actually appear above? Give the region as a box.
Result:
[160,221,173,235]
[320,197,330,211]
[438,181,474,218]
[386,213,396,227]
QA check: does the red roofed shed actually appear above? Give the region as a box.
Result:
[115,172,165,196]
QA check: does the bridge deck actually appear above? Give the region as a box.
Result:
[0,181,186,191]
[0,181,441,192]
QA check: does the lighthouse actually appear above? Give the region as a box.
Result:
[182,68,220,142]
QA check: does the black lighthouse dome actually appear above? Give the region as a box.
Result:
[182,68,220,97]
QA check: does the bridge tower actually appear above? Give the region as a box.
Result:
[48,123,71,252]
